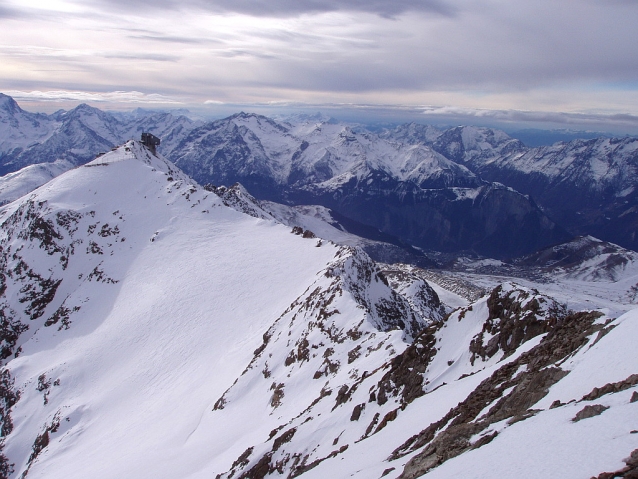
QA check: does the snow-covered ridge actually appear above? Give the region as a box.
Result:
[170,112,480,190]
[0,140,450,478]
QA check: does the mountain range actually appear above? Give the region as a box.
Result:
[385,123,638,252]
[1,93,636,260]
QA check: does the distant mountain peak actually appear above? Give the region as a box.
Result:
[0,92,24,116]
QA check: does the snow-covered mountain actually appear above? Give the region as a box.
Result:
[169,112,569,259]
[514,235,638,282]
[2,92,637,256]
[383,124,527,167]
[0,94,197,175]
[383,124,638,252]
[0,140,635,479]
[0,141,443,477]
[171,112,480,195]
[475,137,638,252]
[0,95,57,164]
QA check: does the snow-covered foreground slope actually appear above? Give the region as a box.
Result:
[211,280,638,479]
[0,141,443,478]
[0,140,635,479]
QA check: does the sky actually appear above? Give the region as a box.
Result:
[1,0,638,133]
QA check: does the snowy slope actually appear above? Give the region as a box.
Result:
[0,160,74,206]
[0,141,446,478]
[213,279,638,479]
[0,141,339,477]
[206,183,433,266]
[0,139,635,479]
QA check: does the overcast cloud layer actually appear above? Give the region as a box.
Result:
[1,0,638,132]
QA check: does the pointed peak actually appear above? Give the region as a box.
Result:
[64,103,108,119]
[0,93,24,115]
[85,140,193,184]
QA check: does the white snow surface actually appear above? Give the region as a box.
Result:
[0,141,343,478]
[0,139,636,479]
[0,160,74,205]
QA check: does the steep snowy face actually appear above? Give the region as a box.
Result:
[0,103,118,174]
[484,137,638,189]
[170,113,295,198]
[382,124,526,168]
[379,123,442,145]
[382,123,638,252]
[171,114,480,192]
[430,126,526,166]
[56,104,122,146]
[0,141,444,478]
[210,249,442,479]
[119,111,201,157]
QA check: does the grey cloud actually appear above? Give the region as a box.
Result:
[128,34,208,44]
[0,5,23,18]
[417,106,638,131]
[122,27,224,45]
[215,49,279,60]
[86,0,456,18]
[0,45,178,63]
[101,52,180,61]
[5,89,182,104]
[251,29,380,52]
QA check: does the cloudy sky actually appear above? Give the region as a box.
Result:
[1,0,638,132]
